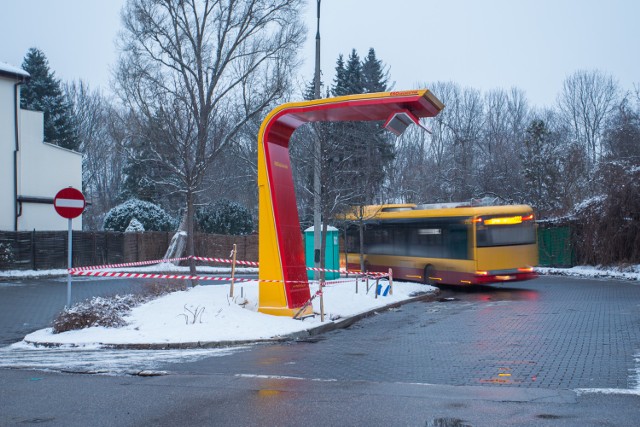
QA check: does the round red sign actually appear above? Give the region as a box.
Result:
[54,187,86,219]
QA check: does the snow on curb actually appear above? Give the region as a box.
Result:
[537,265,640,282]
[22,280,438,349]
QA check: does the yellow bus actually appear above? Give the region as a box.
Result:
[341,202,538,285]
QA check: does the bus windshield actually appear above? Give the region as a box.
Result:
[476,215,536,247]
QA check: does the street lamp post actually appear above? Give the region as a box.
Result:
[313,0,322,279]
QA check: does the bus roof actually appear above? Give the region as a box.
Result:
[341,203,534,222]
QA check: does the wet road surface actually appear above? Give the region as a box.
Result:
[165,276,640,391]
[1,275,639,426]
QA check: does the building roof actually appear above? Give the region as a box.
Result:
[0,62,30,81]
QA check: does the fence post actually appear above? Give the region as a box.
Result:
[31,230,36,270]
[388,268,393,296]
[320,280,325,322]
[230,244,237,298]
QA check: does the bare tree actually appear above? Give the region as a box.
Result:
[66,81,126,229]
[114,0,305,273]
[478,87,530,200]
[558,69,620,167]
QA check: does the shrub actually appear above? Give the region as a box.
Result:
[103,199,175,232]
[572,161,640,265]
[0,242,15,268]
[52,282,187,333]
[196,199,254,235]
[52,294,142,333]
[125,217,145,232]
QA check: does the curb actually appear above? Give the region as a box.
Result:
[24,289,440,350]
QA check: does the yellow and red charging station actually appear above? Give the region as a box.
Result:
[257,90,444,316]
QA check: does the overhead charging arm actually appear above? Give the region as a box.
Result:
[257,89,444,316]
[384,109,432,136]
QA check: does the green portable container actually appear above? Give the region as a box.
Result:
[304,226,340,280]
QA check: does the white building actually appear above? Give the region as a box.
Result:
[0,62,82,231]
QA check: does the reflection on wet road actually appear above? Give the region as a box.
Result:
[165,277,640,392]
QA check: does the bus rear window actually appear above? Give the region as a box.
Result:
[476,216,536,247]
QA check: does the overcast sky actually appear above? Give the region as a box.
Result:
[1,0,638,108]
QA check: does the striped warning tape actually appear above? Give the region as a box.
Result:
[305,266,387,276]
[70,255,387,278]
[69,269,315,284]
[70,257,191,272]
[190,256,259,266]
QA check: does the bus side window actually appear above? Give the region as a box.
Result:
[345,226,359,252]
[447,224,470,259]
[409,223,444,258]
[366,226,391,255]
[394,225,410,256]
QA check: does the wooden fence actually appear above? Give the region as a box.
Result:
[0,231,258,271]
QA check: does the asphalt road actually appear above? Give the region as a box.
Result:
[1,275,639,426]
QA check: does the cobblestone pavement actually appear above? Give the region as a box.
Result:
[170,276,640,391]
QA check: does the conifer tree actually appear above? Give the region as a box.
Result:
[343,49,364,95]
[325,48,394,206]
[521,119,561,215]
[20,48,79,150]
[331,54,349,97]
[362,48,388,93]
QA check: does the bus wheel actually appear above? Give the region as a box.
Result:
[423,265,436,285]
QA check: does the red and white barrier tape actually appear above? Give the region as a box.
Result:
[70,252,391,286]
[305,266,387,276]
[69,270,253,282]
[190,256,259,266]
[70,257,191,272]
[72,254,386,277]
[69,269,315,284]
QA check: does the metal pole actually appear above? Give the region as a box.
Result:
[230,244,237,298]
[66,218,72,307]
[389,268,393,296]
[313,0,322,280]
[319,280,325,322]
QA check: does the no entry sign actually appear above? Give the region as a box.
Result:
[54,187,86,219]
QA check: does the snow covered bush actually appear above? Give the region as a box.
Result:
[0,242,15,268]
[52,295,143,333]
[196,199,254,235]
[103,199,175,232]
[52,282,187,333]
[125,217,145,232]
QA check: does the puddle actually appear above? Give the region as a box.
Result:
[426,418,472,427]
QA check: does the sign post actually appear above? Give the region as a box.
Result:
[54,187,86,307]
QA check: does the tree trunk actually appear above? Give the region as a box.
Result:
[359,220,365,273]
[186,189,197,286]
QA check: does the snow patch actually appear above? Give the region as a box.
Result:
[22,280,435,346]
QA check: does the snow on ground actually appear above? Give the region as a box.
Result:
[537,265,640,282]
[23,279,434,347]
